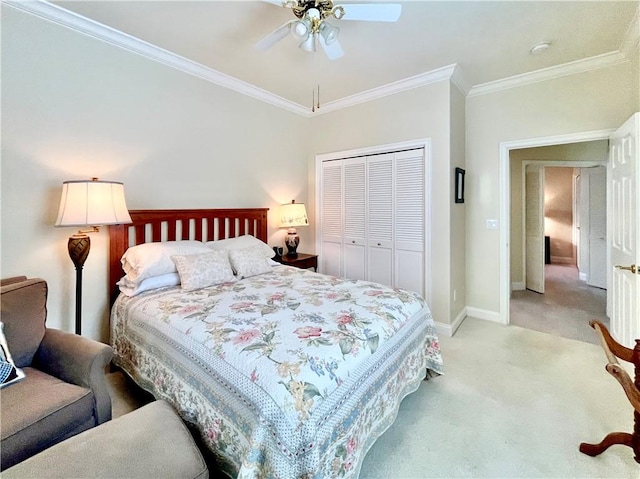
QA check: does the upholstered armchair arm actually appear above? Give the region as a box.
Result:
[33,329,113,425]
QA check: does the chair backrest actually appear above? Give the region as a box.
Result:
[1,278,48,368]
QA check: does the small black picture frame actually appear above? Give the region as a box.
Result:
[455,167,465,203]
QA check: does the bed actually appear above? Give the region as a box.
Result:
[109,208,443,479]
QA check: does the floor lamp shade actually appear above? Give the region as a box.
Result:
[55,180,132,227]
[279,200,308,256]
[55,179,132,335]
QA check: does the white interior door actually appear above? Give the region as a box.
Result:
[587,166,607,289]
[367,154,394,287]
[343,158,367,281]
[574,172,583,275]
[578,169,591,281]
[609,112,639,349]
[525,164,545,293]
[320,161,343,277]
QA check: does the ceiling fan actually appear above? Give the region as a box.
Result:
[257,1,402,60]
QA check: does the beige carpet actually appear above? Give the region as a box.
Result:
[107,317,638,478]
[510,264,609,345]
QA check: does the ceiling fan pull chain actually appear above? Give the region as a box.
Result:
[317,84,320,109]
[312,87,316,112]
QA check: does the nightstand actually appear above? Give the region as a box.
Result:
[274,253,318,271]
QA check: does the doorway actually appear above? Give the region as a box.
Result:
[507,141,609,344]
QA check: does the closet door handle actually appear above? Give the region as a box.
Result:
[377,243,381,246]
[352,240,356,244]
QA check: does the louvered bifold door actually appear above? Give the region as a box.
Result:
[321,160,344,277]
[367,153,394,286]
[394,149,425,295]
[343,157,367,281]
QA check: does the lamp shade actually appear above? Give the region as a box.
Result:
[279,201,309,228]
[299,32,317,53]
[55,179,132,227]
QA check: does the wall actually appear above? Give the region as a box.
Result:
[544,167,574,263]
[467,58,638,317]
[308,81,459,327]
[449,85,466,323]
[509,141,608,285]
[1,6,310,341]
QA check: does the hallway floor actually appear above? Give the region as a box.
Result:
[510,264,609,345]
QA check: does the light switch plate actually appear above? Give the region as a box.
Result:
[486,219,498,230]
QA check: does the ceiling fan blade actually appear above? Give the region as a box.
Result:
[339,4,402,22]
[320,36,344,60]
[256,21,293,51]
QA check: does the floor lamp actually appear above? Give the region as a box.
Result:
[55,178,132,335]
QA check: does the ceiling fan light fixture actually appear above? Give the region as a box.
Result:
[331,5,345,20]
[319,21,340,45]
[299,32,317,52]
[291,19,310,41]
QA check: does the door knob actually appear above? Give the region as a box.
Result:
[615,264,637,274]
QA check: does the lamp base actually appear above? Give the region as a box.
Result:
[68,234,90,269]
[68,234,90,336]
[285,228,300,256]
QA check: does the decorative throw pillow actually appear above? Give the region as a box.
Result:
[172,250,236,291]
[117,272,181,297]
[206,235,275,259]
[228,246,273,279]
[0,322,25,389]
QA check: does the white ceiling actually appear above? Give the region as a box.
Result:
[50,1,638,108]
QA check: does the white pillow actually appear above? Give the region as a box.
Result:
[206,235,274,259]
[117,272,181,297]
[228,246,273,279]
[172,250,236,291]
[0,322,25,389]
[121,241,209,284]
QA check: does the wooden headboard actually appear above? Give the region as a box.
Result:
[109,208,268,301]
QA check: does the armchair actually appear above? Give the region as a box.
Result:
[0,276,113,470]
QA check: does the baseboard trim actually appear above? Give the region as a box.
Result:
[550,256,575,265]
[465,307,503,324]
[511,282,525,291]
[434,321,453,337]
[579,272,587,282]
[435,308,467,337]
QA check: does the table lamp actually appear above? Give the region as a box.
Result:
[279,200,308,256]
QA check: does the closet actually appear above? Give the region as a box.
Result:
[318,147,426,296]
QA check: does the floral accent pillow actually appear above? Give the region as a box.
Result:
[0,322,25,389]
[228,246,273,279]
[172,250,236,291]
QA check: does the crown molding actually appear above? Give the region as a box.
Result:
[4,0,636,113]
[468,50,629,98]
[312,64,457,116]
[3,0,310,116]
[450,64,471,96]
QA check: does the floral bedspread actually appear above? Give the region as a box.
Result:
[111,265,443,479]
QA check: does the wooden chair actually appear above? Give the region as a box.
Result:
[579,320,640,464]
